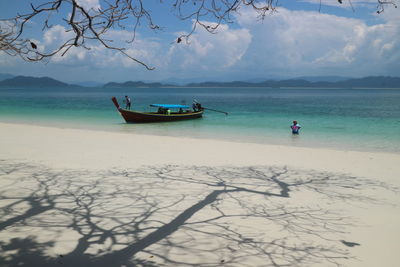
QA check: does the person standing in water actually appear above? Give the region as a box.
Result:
[124,95,131,110]
[290,120,301,134]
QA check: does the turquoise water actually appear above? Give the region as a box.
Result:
[0,87,399,153]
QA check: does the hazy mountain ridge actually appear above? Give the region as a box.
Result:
[0,73,15,81]
[187,76,400,88]
[103,81,173,88]
[291,76,350,83]
[1,74,400,88]
[73,81,104,87]
[0,76,76,88]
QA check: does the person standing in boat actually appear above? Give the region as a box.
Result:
[192,99,203,112]
[192,100,198,112]
[124,95,132,110]
[290,120,301,134]
[196,102,203,111]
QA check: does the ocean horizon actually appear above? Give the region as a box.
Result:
[1,86,399,153]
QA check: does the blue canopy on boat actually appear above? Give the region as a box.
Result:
[150,104,190,109]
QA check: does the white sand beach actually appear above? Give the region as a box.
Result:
[0,122,399,267]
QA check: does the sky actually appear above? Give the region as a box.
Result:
[0,0,399,83]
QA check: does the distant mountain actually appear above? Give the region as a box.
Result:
[293,76,351,83]
[187,79,313,88]
[332,76,400,88]
[0,73,15,81]
[165,75,350,85]
[103,76,400,88]
[186,81,254,87]
[160,75,249,85]
[73,81,104,87]
[242,77,279,83]
[187,76,400,88]
[103,81,173,88]
[159,77,204,85]
[1,75,399,89]
[0,76,75,88]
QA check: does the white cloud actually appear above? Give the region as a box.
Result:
[301,0,394,8]
[165,22,252,73]
[43,25,74,45]
[40,27,162,68]
[232,7,400,77]
[2,5,399,80]
[75,0,100,10]
[41,25,84,63]
[38,22,252,74]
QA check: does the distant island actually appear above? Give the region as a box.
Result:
[0,73,14,81]
[103,81,173,88]
[0,76,76,88]
[184,76,400,88]
[1,75,400,89]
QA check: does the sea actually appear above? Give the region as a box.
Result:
[0,86,399,153]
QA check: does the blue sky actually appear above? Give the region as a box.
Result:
[0,0,399,83]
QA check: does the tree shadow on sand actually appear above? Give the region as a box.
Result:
[0,160,397,267]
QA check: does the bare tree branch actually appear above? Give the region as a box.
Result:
[0,0,397,69]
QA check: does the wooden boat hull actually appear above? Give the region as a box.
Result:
[119,109,203,123]
[112,97,203,123]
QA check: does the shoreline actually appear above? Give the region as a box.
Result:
[0,121,399,176]
[1,119,399,155]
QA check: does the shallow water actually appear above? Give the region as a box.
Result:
[1,86,399,153]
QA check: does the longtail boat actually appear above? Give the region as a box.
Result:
[112,97,203,123]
